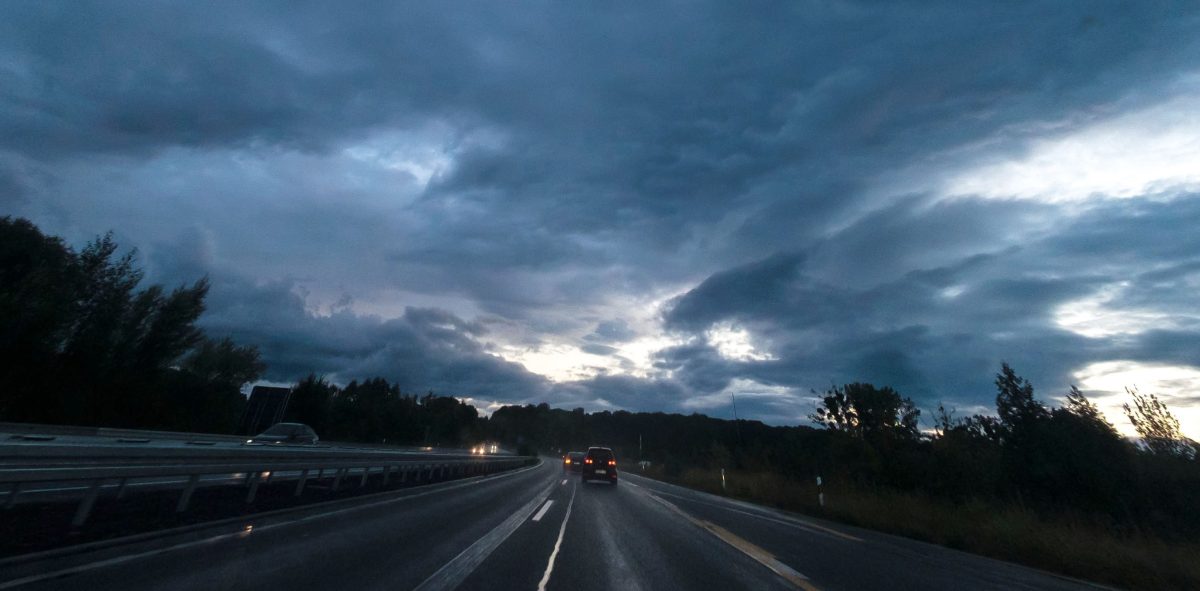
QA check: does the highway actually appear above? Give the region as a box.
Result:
[0,458,1108,591]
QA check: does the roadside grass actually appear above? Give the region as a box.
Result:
[631,465,1200,591]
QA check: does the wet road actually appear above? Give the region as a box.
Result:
[0,459,1107,591]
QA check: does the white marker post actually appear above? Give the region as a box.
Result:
[721,468,727,492]
[816,475,824,508]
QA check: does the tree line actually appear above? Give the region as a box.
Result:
[0,217,479,441]
[489,366,1198,540]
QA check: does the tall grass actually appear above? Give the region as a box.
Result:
[633,465,1200,591]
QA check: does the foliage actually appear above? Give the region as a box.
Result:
[0,217,261,431]
[809,382,920,441]
[1124,387,1196,459]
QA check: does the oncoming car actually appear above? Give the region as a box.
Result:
[562,451,585,473]
[246,422,319,445]
[580,446,617,485]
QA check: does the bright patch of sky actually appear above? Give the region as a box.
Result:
[706,323,777,362]
[1074,360,1200,441]
[943,92,1200,203]
[686,379,796,410]
[1054,283,1181,338]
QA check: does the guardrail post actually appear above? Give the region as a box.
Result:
[4,482,22,509]
[177,474,200,512]
[332,468,345,491]
[294,469,310,497]
[71,479,104,528]
[382,465,392,487]
[246,472,262,503]
[359,467,370,488]
[399,466,408,483]
[115,477,129,500]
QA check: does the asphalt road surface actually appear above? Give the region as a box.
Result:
[0,458,1108,591]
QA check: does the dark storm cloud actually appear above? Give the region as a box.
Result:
[584,320,636,344]
[3,2,1200,424]
[197,271,553,399]
[661,193,1200,412]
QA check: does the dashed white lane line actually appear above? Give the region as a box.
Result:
[532,500,555,522]
[537,481,577,591]
[414,480,555,591]
[560,479,567,485]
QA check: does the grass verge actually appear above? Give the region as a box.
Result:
[631,465,1200,591]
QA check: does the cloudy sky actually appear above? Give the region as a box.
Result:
[4,1,1200,437]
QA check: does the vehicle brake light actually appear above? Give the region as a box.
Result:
[585,458,593,464]
[608,460,616,466]
[564,459,571,464]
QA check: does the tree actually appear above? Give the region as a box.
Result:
[994,362,1048,433]
[181,337,264,387]
[1124,388,1195,459]
[810,382,920,441]
[286,374,337,434]
[0,217,259,431]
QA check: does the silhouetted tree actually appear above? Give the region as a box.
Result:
[810,382,920,441]
[1124,388,1195,459]
[995,362,1049,434]
[0,217,259,432]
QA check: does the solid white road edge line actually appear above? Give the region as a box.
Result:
[0,460,544,590]
[414,480,556,591]
[537,481,577,591]
[532,500,555,522]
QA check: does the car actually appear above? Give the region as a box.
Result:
[562,451,585,473]
[580,446,617,485]
[246,422,319,445]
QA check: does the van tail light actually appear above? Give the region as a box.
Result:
[608,460,616,466]
[585,458,593,464]
[564,459,571,464]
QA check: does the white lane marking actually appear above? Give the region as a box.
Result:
[0,461,545,590]
[537,481,577,591]
[560,479,567,486]
[532,500,555,522]
[414,481,556,591]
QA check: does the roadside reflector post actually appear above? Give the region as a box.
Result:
[721,468,727,493]
[177,474,200,512]
[816,475,824,508]
[294,469,310,497]
[72,479,104,529]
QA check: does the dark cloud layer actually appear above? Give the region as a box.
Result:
[3,2,1200,426]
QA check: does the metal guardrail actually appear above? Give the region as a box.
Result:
[0,421,245,444]
[0,443,532,529]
